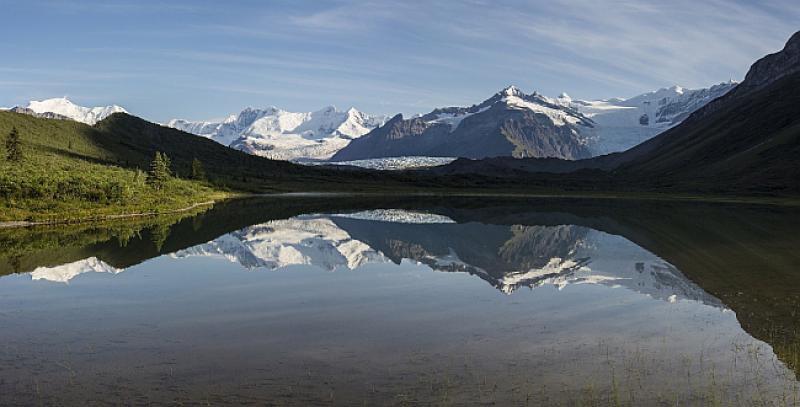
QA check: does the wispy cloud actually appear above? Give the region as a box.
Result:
[288,0,413,32]
[1,0,797,120]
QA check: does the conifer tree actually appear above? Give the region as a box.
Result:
[5,127,22,162]
[162,153,172,175]
[147,151,171,189]
[191,157,206,180]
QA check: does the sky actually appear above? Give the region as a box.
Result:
[0,0,797,122]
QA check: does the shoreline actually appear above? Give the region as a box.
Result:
[0,190,797,230]
[0,200,216,229]
[262,190,800,207]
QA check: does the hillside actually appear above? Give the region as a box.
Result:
[0,111,224,221]
[615,32,800,194]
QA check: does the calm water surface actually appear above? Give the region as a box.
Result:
[1,197,799,405]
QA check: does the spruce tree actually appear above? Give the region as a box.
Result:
[147,151,170,190]
[5,127,22,162]
[191,157,205,180]
[162,153,172,176]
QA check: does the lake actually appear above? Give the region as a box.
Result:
[1,196,799,406]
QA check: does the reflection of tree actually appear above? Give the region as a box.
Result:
[116,228,140,248]
[9,256,21,274]
[192,215,204,232]
[150,223,171,252]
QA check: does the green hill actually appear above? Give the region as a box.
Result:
[0,111,223,221]
[0,111,399,222]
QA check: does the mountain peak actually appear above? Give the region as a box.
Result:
[742,30,800,91]
[25,97,127,125]
[500,85,524,97]
[28,97,78,110]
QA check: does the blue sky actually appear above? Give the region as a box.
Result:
[1,0,797,122]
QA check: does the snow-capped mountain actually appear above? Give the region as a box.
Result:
[22,97,127,125]
[565,82,737,155]
[167,106,387,161]
[332,82,736,162]
[332,86,595,161]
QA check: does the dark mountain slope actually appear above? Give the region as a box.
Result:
[615,31,800,193]
[617,72,800,193]
[93,113,304,190]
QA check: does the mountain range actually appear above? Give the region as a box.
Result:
[6,84,734,164]
[168,106,387,161]
[332,82,736,161]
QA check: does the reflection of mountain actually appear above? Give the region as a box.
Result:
[27,209,721,308]
[331,216,722,306]
[29,257,121,284]
[173,216,385,271]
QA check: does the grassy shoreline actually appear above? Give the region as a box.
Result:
[0,199,221,229]
[2,188,798,230]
